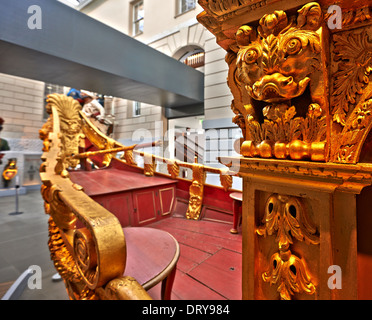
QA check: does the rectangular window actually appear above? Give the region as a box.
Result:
[132,1,144,36]
[177,0,196,15]
[133,101,141,117]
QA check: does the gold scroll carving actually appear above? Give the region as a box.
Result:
[257,194,319,300]
[40,94,128,300]
[167,160,180,179]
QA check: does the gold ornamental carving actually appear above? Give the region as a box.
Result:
[341,5,372,29]
[73,228,100,289]
[257,194,319,300]
[231,3,327,161]
[121,149,137,166]
[186,160,206,220]
[39,116,53,152]
[46,94,85,170]
[199,0,263,17]
[98,277,152,300]
[330,28,372,163]
[47,217,97,300]
[262,251,316,300]
[198,0,271,29]
[220,168,233,191]
[43,184,77,231]
[167,160,180,179]
[143,152,156,176]
[80,111,121,167]
[198,1,372,164]
[40,94,128,300]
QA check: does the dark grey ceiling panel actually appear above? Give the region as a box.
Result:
[0,0,204,108]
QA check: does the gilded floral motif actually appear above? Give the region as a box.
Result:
[257,194,319,300]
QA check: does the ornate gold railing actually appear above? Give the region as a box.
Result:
[39,94,152,300]
[78,105,238,220]
[39,93,238,299]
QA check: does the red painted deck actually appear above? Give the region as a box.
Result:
[69,166,241,299]
[69,168,176,196]
[145,216,242,300]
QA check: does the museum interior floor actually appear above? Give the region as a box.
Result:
[0,189,242,300]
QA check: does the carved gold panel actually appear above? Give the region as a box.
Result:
[198,1,372,164]
[199,2,330,162]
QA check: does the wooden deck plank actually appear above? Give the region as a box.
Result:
[177,243,212,273]
[147,270,227,300]
[172,271,226,300]
[188,249,242,300]
[153,217,241,243]
[151,224,222,254]
[151,219,242,254]
[147,217,242,300]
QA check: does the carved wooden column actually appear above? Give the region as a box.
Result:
[198,0,372,299]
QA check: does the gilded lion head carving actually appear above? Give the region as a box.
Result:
[225,2,329,161]
[235,2,324,115]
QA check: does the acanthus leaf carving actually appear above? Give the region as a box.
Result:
[257,194,319,300]
[331,30,372,126]
[331,28,372,163]
[46,94,84,170]
[257,194,319,249]
[263,252,316,300]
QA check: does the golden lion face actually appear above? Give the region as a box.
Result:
[237,28,321,104]
[235,3,323,106]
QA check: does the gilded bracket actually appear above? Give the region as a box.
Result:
[167,160,180,179]
[220,168,233,191]
[121,149,137,166]
[186,159,207,220]
[143,152,156,176]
